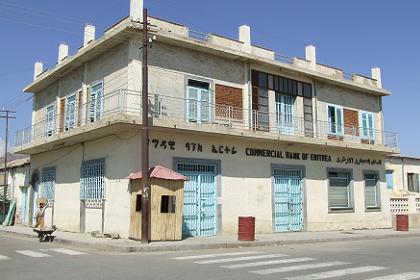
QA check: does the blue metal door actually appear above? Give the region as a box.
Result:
[273,169,303,232]
[177,163,217,237]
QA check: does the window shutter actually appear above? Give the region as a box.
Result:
[59,98,65,132]
[329,174,350,209]
[336,107,343,135]
[187,86,199,122]
[200,89,211,122]
[78,90,82,126]
[365,174,378,208]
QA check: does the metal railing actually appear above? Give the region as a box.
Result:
[188,29,209,41]
[14,89,399,149]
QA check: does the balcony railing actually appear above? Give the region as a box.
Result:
[14,89,399,149]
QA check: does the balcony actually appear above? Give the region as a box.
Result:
[14,89,399,154]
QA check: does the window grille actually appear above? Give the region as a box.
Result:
[80,159,105,208]
[176,163,215,174]
[89,82,103,122]
[329,171,351,210]
[41,167,56,205]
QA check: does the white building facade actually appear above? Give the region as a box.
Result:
[14,1,399,238]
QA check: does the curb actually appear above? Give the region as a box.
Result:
[1,228,420,253]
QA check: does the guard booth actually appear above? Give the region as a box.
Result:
[127,165,187,241]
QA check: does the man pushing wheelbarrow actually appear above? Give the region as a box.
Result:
[33,197,56,242]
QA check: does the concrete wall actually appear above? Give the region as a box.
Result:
[10,164,30,224]
[386,157,420,191]
[316,82,383,132]
[149,130,390,234]
[27,128,390,237]
[29,130,140,237]
[32,43,129,125]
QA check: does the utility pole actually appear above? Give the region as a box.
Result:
[141,7,150,243]
[0,109,16,223]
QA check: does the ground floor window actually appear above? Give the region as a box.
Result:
[80,159,105,206]
[364,172,380,209]
[328,170,352,211]
[40,167,56,205]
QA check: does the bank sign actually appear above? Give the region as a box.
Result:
[150,139,382,166]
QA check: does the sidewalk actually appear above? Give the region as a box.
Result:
[1,225,420,253]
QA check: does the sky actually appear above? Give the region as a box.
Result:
[0,0,419,156]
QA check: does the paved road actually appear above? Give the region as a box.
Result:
[1,233,420,280]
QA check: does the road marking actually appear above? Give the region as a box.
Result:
[50,248,86,255]
[195,254,289,264]
[250,261,348,275]
[172,251,260,260]
[16,250,51,258]
[364,272,420,280]
[285,266,387,280]
[221,257,313,269]
[0,254,10,260]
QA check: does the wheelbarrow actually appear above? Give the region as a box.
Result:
[33,225,57,242]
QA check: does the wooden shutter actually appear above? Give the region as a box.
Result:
[344,109,359,136]
[78,90,83,127]
[215,85,243,119]
[59,98,65,132]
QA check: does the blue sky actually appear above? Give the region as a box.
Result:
[0,0,418,156]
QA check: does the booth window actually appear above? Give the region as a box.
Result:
[136,194,142,212]
[161,195,176,213]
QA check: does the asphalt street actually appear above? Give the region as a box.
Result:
[1,233,420,280]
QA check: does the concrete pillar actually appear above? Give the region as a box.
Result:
[130,0,143,22]
[239,25,251,53]
[305,45,316,70]
[58,43,69,63]
[371,67,382,88]
[33,61,43,80]
[83,24,96,47]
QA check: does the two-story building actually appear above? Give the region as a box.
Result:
[14,0,399,238]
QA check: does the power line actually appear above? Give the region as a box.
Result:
[0,0,88,25]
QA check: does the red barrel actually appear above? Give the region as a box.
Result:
[238,216,255,241]
[396,214,409,231]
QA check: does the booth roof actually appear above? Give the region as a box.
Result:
[126,165,188,181]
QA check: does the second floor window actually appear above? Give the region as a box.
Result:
[45,104,55,137]
[407,173,419,192]
[360,112,375,140]
[327,105,343,136]
[186,79,212,123]
[65,94,78,130]
[89,82,103,122]
[276,94,294,134]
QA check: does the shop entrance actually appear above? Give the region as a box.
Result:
[273,168,303,232]
[176,162,217,237]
